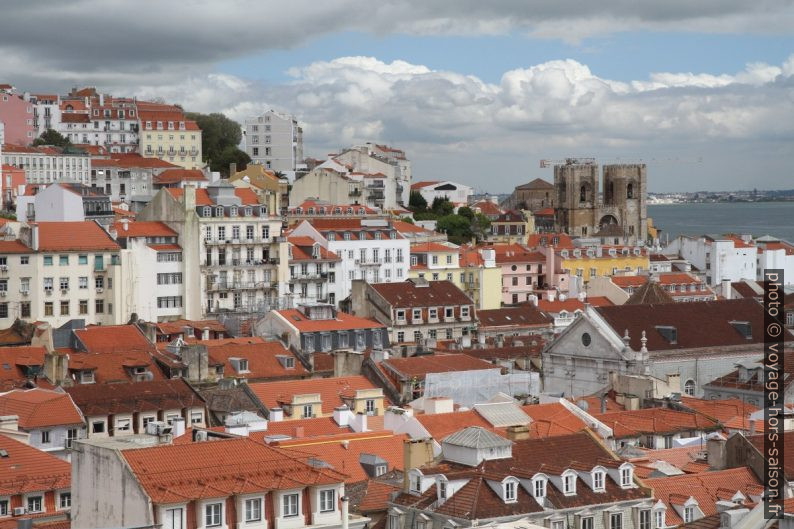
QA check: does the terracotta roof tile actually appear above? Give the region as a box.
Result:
[65,378,203,416]
[206,341,308,380]
[153,168,207,184]
[248,376,381,417]
[0,388,83,428]
[370,280,472,308]
[112,220,177,238]
[36,221,119,252]
[593,408,720,438]
[0,435,71,495]
[477,305,552,328]
[357,479,401,512]
[122,437,347,504]
[276,309,384,332]
[75,324,155,354]
[382,354,494,381]
[0,346,46,391]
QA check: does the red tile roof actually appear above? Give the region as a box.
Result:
[111,220,177,238]
[410,181,440,190]
[248,376,381,416]
[477,305,552,328]
[369,280,472,308]
[206,341,308,380]
[65,378,202,417]
[593,408,720,438]
[276,309,384,332]
[357,479,401,512]
[155,319,227,336]
[288,239,340,262]
[101,153,180,169]
[679,396,760,424]
[36,221,119,252]
[471,200,502,216]
[596,298,792,351]
[153,168,207,184]
[416,410,500,440]
[66,350,164,384]
[0,435,71,495]
[273,431,408,482]
[253,416,354,439]
[521,402,589,438]
[0,388,83,428]
[645,467,761,525]
[0,346,46,391]
[166,187,259,207]
[0,239,31,253]
[75,324,154,354]
[527,232,575,249]
[410,242,458,253]
[122,437,347,504]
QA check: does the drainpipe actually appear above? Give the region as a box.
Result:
[341,496,349,529]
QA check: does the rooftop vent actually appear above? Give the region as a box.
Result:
[729,321,753,340]
[655,325,677,345]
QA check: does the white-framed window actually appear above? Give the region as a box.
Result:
[610,512,623,529]
[620,466,633,487]
[283,493,299,517]
[581,516,594,529]
[58,491,71,509]
[683,506,694,523]
[563,473,576,494]
[388,514,400,529]
[654,509,665,528]
[461,306,470,318]
[412,308,422,320]
[533,477,546,498]
[684,379,696,396]
[41,430,50,443]
[438,480,447,499]
[319,489,335,512]
[164,507,184,529]
[504,480,517,502]
[245,498,262,522]
[27,495,43,513]
[0,498,9,516]
[116,418,131,432]
[205,502,223,527]
[638,509,651,529]
[366,399,376,414]
[593,471,604,491]
[551,521,564,529]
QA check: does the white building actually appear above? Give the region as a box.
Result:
[16,183,114,225]
[287,236,341,305]
[1,144,91,185]
[26,93,61,136]
[410,180,473,206]
[58,92,140,154]
[243,110,304,176]
[755,236,794,285]
[289,218,410,307]
[664,234,757,287]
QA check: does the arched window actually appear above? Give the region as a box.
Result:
[580,185,588,203]
[684,379,696,396]
[627,182,634,199]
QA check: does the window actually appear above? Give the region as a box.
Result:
[563,473,575,494]
[205,502,222,527]
[0,499,7,516]
[504,481,516,502]
[593,471,604,491]
[683,507,694,523]
[59,492,71,509]
[60,300,69,315]
[27,496,43,513]
[610,513,623,529]
[44,277,53,292]
[95,300,104,313]
[581,517,593,529]
[684,380,696,396]
[664,435,673,449]
[461,306,470,318]
[620,467,632,487]
[245,498,262,522]
[533,478,546,498]
[283,493,299,517]
[654,509,665,528]
[638,509,651,529]
[59,255,69,265]
[41,430,50,444]
[303,404,313,418]
[389,515,400,529]
[320,489,335,512]
[43,255,53,266]
[59,277,69,290]
[44,302,54,316]
[79,276,88,289]
[165,508,183,529]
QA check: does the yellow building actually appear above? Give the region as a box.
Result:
[137,103,203,169]
[230,163,288,212]
[558,246,650,284]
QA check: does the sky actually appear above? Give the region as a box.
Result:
[1,1,793,193]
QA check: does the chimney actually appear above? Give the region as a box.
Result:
[292,425,304,439]
[749,419,756,436]
[31,224,39,251]
[269,408,284,422]
[707,436,727,470]
[333,405,351,427]
[506,425,530,441]
[722,279,731,300]
[0,415,19,431]
[402,438,434,491]
[120,217,129,231]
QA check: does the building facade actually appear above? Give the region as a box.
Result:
[243,110,304,174]
[137,102,202,169]
[0,85,35,145]
[2,144,90,185]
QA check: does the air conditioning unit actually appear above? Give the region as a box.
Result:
[0,265,7,271]
[0,291,5,297]
[96,288,104,293]
[13,507,26,516]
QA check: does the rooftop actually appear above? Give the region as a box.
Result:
[276,309,384,332]
[36,221,120,252]
[369,280,473,308]
[248,375,382,417]
[65,378,203,416]
[0,434,71,495]
[381,353,495,381]
[0,388,83,428]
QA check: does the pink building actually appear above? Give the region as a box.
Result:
[0,85,35,145]
[491,243,546,305]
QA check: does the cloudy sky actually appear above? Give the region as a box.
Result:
[2,0,793,193]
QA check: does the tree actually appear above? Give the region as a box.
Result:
[33,129,71,148]
[458,206,474,220]
[400,216,415,224]
[431,197,454,216]
[437,214,473,245]
[471,213,492,241]
[185,112,247,176]
[409,190,427,212]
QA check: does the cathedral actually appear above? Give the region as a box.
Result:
[553,159,648,244]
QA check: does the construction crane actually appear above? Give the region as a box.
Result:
[539,156,702,168]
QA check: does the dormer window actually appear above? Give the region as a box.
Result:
[230,206,238,217]
[328,233,336,241]
[563,472,576,495]
[438,478,447,500]
[620,466,633,487]
[593,470,605,491]
[533,477,547,499]
[390,232,396,239]
[375,232,382,240]
[215,206,223,217]
[683,506,695,523]
[202,206,211,216]
[504,480,517,502]
[244,207,252,216]
[411,472,422,493]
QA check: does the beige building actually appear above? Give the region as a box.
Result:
[243,109,303,175]
[229,163,288,212]
[137,182,289,317]
[137,102,202,170]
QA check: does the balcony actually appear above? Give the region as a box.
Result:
[355,258,381,267]
[204,237,265,246]
[290,272,325,282]
[349,189,361,197]
[207,281,273,292]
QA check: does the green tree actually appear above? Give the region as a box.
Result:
[33,129,71,148]
[457,206,474,220]
[431,197,454,216]
[400,216,415,224]
[409,190,428,211]
[471,213,492,241]
[437,214,473,245]
[185,112,247,176]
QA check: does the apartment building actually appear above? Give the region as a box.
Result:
[557,243,651,286]
[137,182,289,317]
[243,109,303,174]
[458,245,502,310]
[409,241,463,285]
[0,84,35,145]
[16,183,114,225]
[57,89,140,153]
[488,210,533,243]
[289,218,410,306]
[1,163,25,209]
[351,278,477,345]
[27,92,61,136]
[410,180,473,206]
[287,236,341,305]
[230,164,289,212]
[664,234,757,287]
[0,221,126,328]
[91,153,180,204]
[137,102,202,169]
[610,272,717,302]
[2,143,90,185]
[490,243,546,305]
[71,435,364,529]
